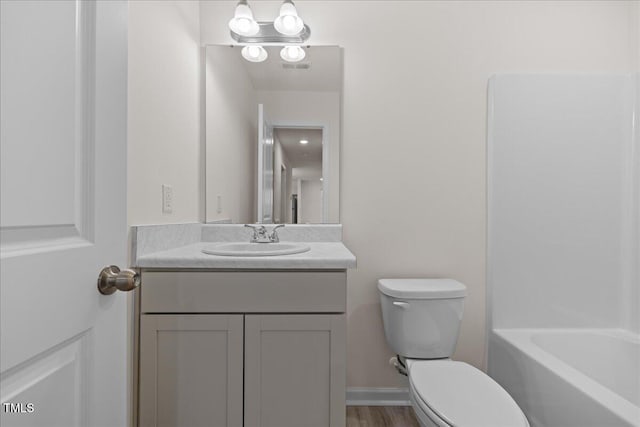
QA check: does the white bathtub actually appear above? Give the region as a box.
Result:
[489,329,640,427]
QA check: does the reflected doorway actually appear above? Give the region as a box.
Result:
[272,127,324,224]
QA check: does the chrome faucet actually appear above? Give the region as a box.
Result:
[269,224,285,242]
[244,224,285,243]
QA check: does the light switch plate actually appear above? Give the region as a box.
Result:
[162,184,173,214]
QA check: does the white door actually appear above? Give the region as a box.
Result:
[1,1,129,426]
[257,104,274,224]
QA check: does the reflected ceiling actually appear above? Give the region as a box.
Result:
[240,46,342,92]
[274,128,322,168]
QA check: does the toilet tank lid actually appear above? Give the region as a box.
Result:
[377,278,466,299]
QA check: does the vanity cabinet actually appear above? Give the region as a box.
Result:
[136,270,347,427]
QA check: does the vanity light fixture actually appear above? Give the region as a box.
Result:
[228,0,260,36]
[241,45,268,62]
[274,0,304,36]
[228,0,310,63]
[281,45,306,62]
[299,139,309,145]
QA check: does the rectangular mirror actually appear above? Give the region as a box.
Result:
[205,45,342,224]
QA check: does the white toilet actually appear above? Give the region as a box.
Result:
[378,278,529,427]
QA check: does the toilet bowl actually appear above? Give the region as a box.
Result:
[378,279,529,427]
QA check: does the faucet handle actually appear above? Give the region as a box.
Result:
[269,224,285,242]
[244,224,268,242]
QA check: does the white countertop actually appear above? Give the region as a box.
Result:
[131,223,356,269]
[135,241,356,269]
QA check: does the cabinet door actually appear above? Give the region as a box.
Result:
[139,315,243,427]
[244,314,346,427]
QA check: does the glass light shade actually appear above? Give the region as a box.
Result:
[274,1,304,36]
[280,45,305,62]
[241,45,268,62]
[228,2,259,36]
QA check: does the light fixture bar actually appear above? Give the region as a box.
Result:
[230,21,310,44]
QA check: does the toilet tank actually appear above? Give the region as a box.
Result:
[378,279,466,359]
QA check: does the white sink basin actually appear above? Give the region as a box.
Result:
[202,242,311,257]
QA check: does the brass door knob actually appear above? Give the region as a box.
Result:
[97,265,140,295]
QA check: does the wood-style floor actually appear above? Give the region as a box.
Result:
[346,406,420,427]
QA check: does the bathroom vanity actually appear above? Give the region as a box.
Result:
[131,224,356,427]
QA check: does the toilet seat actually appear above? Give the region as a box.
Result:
[409,383,452,427]
[407,360,529,427]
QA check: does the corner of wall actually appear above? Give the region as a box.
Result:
[127,1,202,226]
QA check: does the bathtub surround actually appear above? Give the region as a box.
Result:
[489,74,638,331]
[488,74,640,426]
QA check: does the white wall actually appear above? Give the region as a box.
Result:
[256,90,340,222]
[128,1,202,225]
[199,0,637,388]
[300,179,323,224]
[205,47,257,223]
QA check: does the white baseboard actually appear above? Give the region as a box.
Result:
[346,387,411,406]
